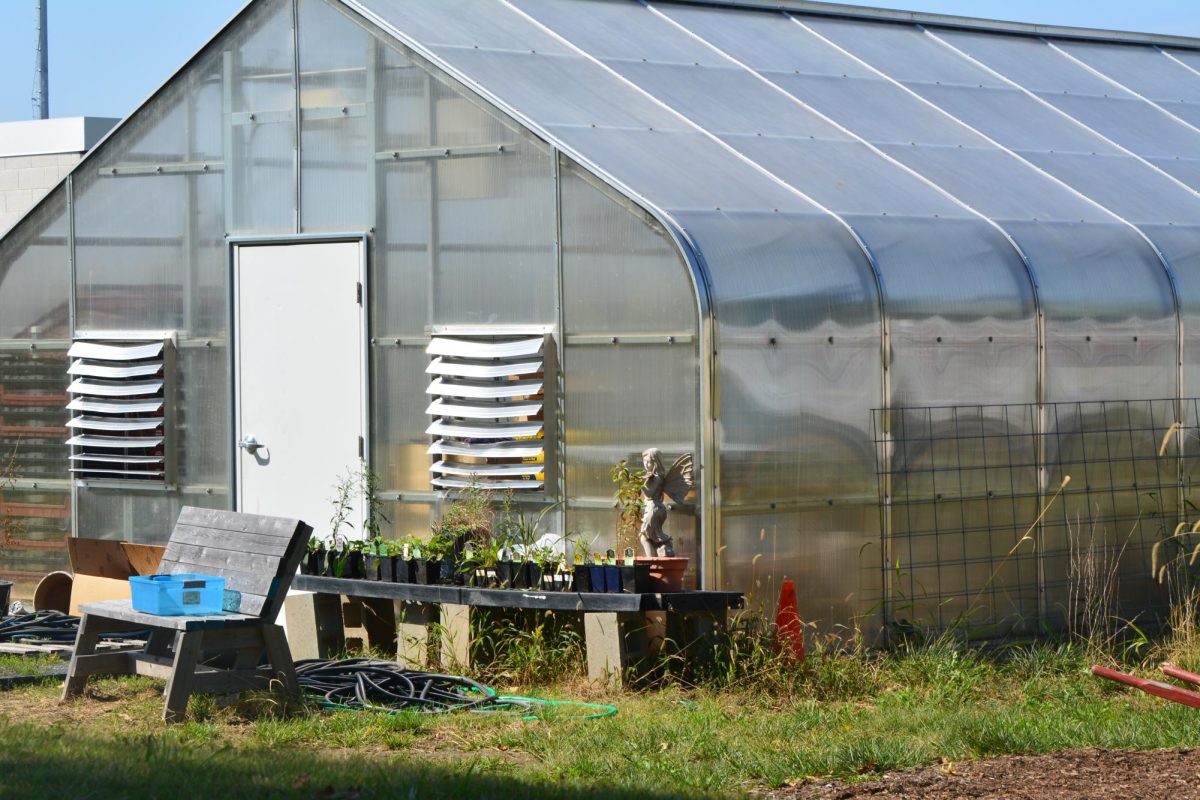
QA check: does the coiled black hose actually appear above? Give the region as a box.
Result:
[294,657,535,714]
[0,611,146,644]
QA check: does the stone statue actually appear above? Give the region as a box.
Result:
[639,449,694,557]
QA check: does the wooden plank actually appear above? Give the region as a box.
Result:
[155,559,278,598]
[176,507,305,539]
[163,631,203,722]
[160,543,283,581]
[68,651,134,677]
[77,599,260,630]
[169,524,292,557]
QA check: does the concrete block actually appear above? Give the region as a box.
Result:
[282,591,345,661]
[394,600,439,668]
[57,153,82,167]
[440,603,471,672]
[30,154,61,168]
[0,156,31,170]
[0,169,19,192]
[17,167,54,190]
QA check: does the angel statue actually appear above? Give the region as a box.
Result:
[640,449,694,557]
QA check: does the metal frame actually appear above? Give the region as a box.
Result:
[225,231,372,517]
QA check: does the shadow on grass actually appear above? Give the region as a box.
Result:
[0,717,720,800]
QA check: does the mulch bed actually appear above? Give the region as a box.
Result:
[772,748,1200,799]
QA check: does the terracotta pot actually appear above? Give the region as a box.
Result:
[636,556,688,592]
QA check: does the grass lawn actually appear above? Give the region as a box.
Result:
[0,643,1197,799]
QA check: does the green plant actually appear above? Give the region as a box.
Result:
[611,459,646,555]
[329,470,357,542]
[358,460,390,542]
[432,483,493,552]
[306,534,323,553]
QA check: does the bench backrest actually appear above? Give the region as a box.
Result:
[158,506,312,621]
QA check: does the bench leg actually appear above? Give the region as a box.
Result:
[163,630,203,723]
[61,613,102,701]
[261,623,299,698]
[440,603,471,672]
[395,601,438,668]
[584,612,648,689]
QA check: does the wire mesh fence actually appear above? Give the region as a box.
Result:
[872,398,1200,637]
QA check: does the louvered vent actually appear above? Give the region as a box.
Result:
[425,332,553,491]
[66,337,175,483]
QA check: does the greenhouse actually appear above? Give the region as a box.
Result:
[3,0,1200,639]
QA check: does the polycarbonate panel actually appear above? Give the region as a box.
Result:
[299,0,371,231]
[797,15,1006,88]
[928,30,1200,171]
[0,348,70,481]
[675,208,880,508]
[176,344,230,488]
[560,161,695,335]
[75,488,225,544]
[361,0,571,54]
[563,343,697,500]
[0,486,70,580]
[1053,40,1200,105]
[228,0,296,233]
[906,83,1122,155]
[71,9,232,334]
[371,344,431,493]
[719,506,881,635]
[0,189,69,341]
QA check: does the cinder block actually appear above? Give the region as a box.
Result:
[57,153,82,167]
[0,170,19,192]
[0,156,32,170]
[17,167,55,190]
[30,154,61,168]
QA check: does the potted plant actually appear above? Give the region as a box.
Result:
[326,470,357,577]
[531,544,558,591]
[395,536,422,583]
[302,534,325,576]
[425,527,457,585]
[570,533,593,593]
[602,548,621,594]
[379,539,402,582]
[363,537,385,581]
[344,539,366,580]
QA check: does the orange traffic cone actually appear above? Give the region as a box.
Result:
[773,579,806,664]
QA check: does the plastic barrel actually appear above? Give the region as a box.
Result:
[33,571,72,613]
[0,580,11,616]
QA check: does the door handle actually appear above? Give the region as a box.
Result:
[238,435,263,455]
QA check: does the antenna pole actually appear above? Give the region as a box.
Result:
[33,0,49,119]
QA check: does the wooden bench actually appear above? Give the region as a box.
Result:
[61,507,313,722]
[287,575,744,687]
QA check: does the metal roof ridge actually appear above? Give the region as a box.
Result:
[661,0,1200,50]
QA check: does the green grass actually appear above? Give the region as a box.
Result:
[1,641,1198,798]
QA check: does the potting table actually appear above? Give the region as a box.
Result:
[285,575,744,686]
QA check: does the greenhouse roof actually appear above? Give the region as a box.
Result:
[343,0,1200,397]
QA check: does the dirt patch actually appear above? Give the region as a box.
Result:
[773,748,1200,799]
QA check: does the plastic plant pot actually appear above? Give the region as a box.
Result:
[303,549,324,576]
[604,564,621,593]
[422,560,441,585]
[438,559,456,585]
[345,551,364,580]
[379,555,396,583]
[363,554,382,581]
[512,561,529,590]
[573,565,590,593]
[587,564,606,593]
[0,580,10,614]
[526,562,543,591]
[496,561,513,589]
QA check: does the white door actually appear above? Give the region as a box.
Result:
[234,240,365,539]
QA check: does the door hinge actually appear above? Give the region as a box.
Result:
[358,435,365,459]
[355,282,363,305]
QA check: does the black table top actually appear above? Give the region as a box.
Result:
[292,574,745,613]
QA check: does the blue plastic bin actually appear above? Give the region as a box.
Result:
[129,574,225,616]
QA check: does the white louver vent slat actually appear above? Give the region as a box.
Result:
[67,337,175,483]
[425,332,552,492]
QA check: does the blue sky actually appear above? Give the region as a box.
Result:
[0,0,1198,123]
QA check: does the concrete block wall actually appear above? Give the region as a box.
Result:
[0,152,80,235]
